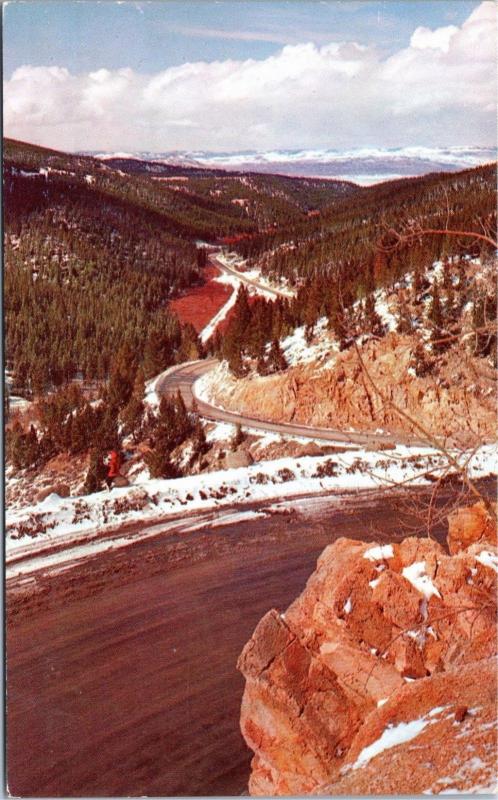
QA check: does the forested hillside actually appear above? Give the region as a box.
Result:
[4,139,496,488]
[5,138,495,397]
[101,154,359,228]
[235,163,495,279]
[212,164,496,373]
[4,139,359,397]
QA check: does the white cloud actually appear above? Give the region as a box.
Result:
[3,2,496,151]
[410,25,458,52]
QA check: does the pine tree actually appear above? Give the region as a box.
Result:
[268,339,288,373]
[256,353,269,376]
[70,407,89,454]
[428,280,442,328]
[9,422,40,471]
[144,435,179,479]
[121,367,145,442]
[178,323,201,362]
[365,294,385,337]
[97,406,120,451]
[428,280,447,353]
[107,343,136,411]
[84,447,107,493]
[191,418,208,459]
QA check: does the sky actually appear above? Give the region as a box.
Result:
[3,0,496,152]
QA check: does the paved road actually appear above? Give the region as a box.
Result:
[155,358,426,447]
[209,252,291,299]
[7,489,452,797]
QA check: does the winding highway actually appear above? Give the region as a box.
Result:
[155,358,426,448]
[156,248,428,448]
[7,249,436,798]
[208,251,291,298]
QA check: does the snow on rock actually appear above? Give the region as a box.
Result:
[364,544,394,561]
[279,317,338,368]
[475,550,498,573]
[238,533,497,797]
[402,561,442,600]
[350,716,432,770]
[195,360,237,408]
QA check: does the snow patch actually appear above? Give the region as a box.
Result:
[402,561,441,600]
[364,544,394,561]
[351,717,432,770]
[475,550,498,573]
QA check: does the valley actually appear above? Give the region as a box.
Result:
[4,1,498,796]
[4,136,497,798]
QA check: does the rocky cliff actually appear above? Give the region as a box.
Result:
[237,505,497,795]
[203,333,496,446]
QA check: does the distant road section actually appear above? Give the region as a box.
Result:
[209,252,291,299]
[155,359,425,447]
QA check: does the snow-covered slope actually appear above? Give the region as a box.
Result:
[88,146,496,185]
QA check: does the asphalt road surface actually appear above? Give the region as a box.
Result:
[155,358,427,447]
[209,253,290,299]
[7,489,455,798]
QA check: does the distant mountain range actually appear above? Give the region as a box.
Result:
[84,145,496,185]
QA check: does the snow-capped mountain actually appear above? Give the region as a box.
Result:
[86,146,495,185]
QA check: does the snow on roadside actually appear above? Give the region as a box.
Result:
[205,421,237,443]
[200,274,239,343]
[200,253,295,344]
[204,419,356,450]
[7,443,497,567]
[215,251,294,298]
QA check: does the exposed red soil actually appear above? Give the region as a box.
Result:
[169,265,232,332]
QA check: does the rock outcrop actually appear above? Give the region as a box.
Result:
[206,334,496,446]
[238,528,497,795]
[447,500,497,554]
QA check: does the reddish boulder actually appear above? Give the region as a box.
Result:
[318,657,497,796]
[112,474,130,488]
[238,535,497,796]
[37,482,70,502]
[447,501,497,554]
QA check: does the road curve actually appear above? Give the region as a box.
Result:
[209,252,291,299]
[7,489,455,797]
[155,359,426,447]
